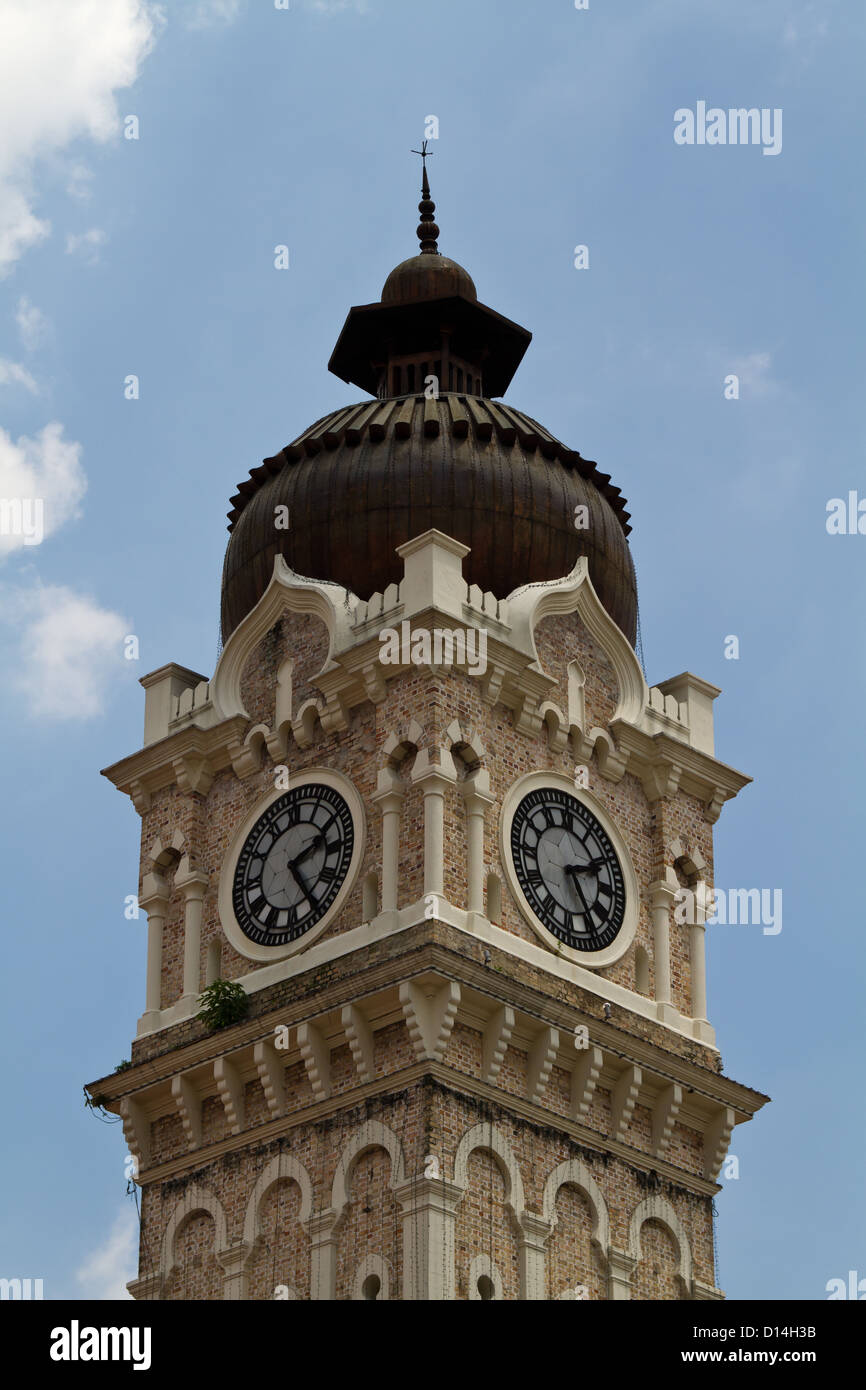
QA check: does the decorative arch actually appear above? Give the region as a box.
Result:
[626,1194,693,1291]
[160,1184,229,1278]
[211,556,354,722]
[538,701,568,752]
[381,720,424,770]
[468,1253,504,1300]
[242,1152,314,1249]
[148,829,186,872]
[452,1124,526,1217]
[443,719,486,769]
[331,1120,406,1218]
[352,1253,392,1301]
[541,1159,610,1255]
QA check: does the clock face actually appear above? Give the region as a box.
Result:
[510,787,626,952]
[232,782,354,948]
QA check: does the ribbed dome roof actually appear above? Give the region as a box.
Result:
[221,394,636,645]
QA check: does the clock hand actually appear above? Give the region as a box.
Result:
[565,856,606,874]
[288,860,311,899]
[565,864,594,918]
[290,832,325,869]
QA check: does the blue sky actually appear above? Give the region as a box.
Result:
[0,0,862,1300]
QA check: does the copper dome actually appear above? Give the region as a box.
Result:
[221,162,637,647]
[382,254,477,306]
[221,394,636,645]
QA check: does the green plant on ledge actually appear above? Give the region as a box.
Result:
[197,979,249,1031]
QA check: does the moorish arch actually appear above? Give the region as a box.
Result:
[160,1184,229,1282]
[626,1193,693,1293]
[242,1151,314,1248]
[542,1158,610,1253]
[331,1120,406,1219]
[452,1123,526,1219]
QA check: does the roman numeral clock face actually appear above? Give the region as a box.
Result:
[232,783,354,947]
[510,788,626,952]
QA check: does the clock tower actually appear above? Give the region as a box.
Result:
[90,167,767,1301]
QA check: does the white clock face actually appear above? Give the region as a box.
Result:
[232,782,354,947]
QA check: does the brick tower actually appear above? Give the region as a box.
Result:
[89,167,767,1301]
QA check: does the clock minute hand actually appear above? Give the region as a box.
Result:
[564,863,593,916]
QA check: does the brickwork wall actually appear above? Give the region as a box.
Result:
[137,1079,715,1300]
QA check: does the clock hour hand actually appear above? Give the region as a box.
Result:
[290,831,325,870]
[565,856,606,874]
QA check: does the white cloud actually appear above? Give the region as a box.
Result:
[66,161,95,201]
[0,422,87,556]
[75,1207,137,1299]
[184,0,244,28]
[15,295,49,351]
[65,226,107,263]
[1,582,130,719]
[0,0,158,274]
[0,359,38,392]
[729,351,779,398]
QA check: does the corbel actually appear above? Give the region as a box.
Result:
[226,730,263,780]
[526,1026,560,1103]
[641,760,682,803]
[361,661,388,704]
[482,1005,514,1084]
[120,1094,151,1172]
[704,788,728,824]
[214,1055,245,1134]
[341,1004,375,1084]
[172,752,214,797]
[399,979,460,1063]
[129,779,152,814]
[171,1072,202,1150]
[703,1105,736,1181]
[611,1063,642,1141]
[652,1083,683,1157]
[570,1044,603,1121]
[253,1038,287,1118]
[297,1021,331,1100]
[481,662,505,706]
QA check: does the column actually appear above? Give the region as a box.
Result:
[649,870,679,1026]
[139,871,169,1032]
[216,1241,253,1300]
[372,767,404,922]
[411,748,458,900]
[175,856,209,1014]
[607,1247,637,1300]
[462,768,494,923]
[305,1210,340,1300]
[517,1211,554,1300]
[690,879,714,1043]
[394,1176,463,1300]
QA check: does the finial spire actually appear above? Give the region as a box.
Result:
[410,139,439,255]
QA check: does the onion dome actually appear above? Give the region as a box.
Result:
[221,157,637,647]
